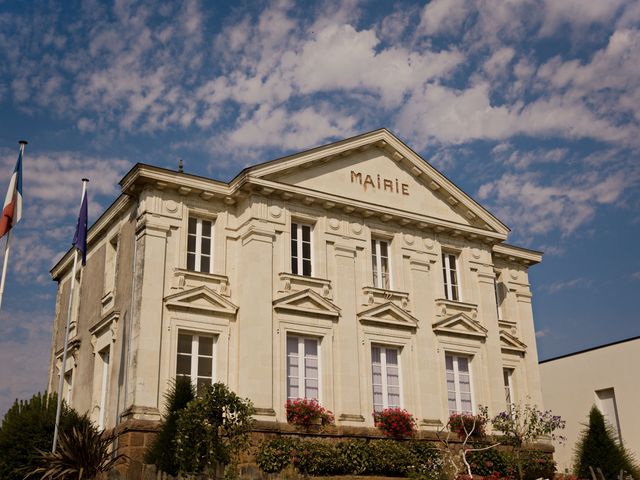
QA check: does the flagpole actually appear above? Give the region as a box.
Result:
[0,140,26,312]
[52,178,88,453]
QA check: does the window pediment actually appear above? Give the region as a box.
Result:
[273,289,341,319]
[164,285,238,316]
[358,302,418,330]
[500,330,527,354]
[433,313,487,339]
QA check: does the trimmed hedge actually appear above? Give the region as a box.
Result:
[467,447,555,480]
[256,437,444,479]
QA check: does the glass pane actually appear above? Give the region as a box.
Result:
[291,255,298,274]
[306,385,318,400]
[187,252,195,271]
[176,355,191,376]
[380,241,388,257]
[187,234,196,252]
[200,256,210,273]
[302,241,311,260]
[201,237,211,254]
[287,336,298,355]
[371,346,381,363]
[291,224,298,240]
[302,225,310,242]
[386,348,398,365]
[201,220,211,237]
[451,285,459,301]
[304,339,318,357]
[445,355,453,370]
[197,378,210,395]
[178,334,192,353]
[302,259,311,276]
[188,217,197,235]
[198,357,212,377]
[458,357,469,373]
[199,336,213,356]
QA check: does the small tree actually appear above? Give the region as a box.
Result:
[0,392,84,480]
[574,406,640,480]
[175,382,255,477]
[492,403,565,480]
[145,376,195,475]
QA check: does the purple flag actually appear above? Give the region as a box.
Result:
[72,188,88,266]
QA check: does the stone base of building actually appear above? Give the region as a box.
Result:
[111,418,554,479]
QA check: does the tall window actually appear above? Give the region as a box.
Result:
[503,368,513,410]
[291,223,312,276]
[187,217,213,273]
[494,277,505,320]
[287,335,319,400]
[97,348,110,430]
[63,371,73,405]
[371,239,390,289]
[596,388,622,442]
[176,332,215,394]
[446,354,473,414]
[442,252,460,301]
[371,345,401,411]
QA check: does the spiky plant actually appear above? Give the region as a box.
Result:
[26,417,125,480]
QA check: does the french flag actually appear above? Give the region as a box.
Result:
[0,147,23,239]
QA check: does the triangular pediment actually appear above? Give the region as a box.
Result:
[165,286,238,316]
[247,130,507,236]
[358,302,419,330]
[273,289,341,319]
[500,330,527,354]
[433,313,487,339]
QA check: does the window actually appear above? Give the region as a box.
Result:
[503,368,514,410]
[176,332,215,394]
[596,388,622,442]
[97,348,110,430]
[442,252,460,301]
[371,345,401,411]
[187,217,213,273]
[446,354,473,414]
[494,276,505,320]
[291,223,312,276]
[104,235,118,295]
[287,335,319,400]
[371,239,390,289]
[63,371,73,405]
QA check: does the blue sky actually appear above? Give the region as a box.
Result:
[0,0,638,416]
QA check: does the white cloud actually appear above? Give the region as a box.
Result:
[539,0,626,36]
[543,277,593,294]
[419,0,473,36]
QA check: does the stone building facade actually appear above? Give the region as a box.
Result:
[47,129,544,457]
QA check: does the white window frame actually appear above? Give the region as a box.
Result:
[97,347,110,430]
[445,353,474,415]
[64,371,74,405]
[371,345,402,412]
[503,368,514,410]
[187,217,214,273]
[442,252,461,301]
[291,222,312,277]
[494,275,505,321]
[371,238,391,289]
[176,331,216,393]
[286,335,320,401]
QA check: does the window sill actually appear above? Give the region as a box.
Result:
[362,286,410,311]
[172,268,230,296]
[434,298,478,319]
[278,272,332,299]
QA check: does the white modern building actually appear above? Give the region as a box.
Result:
[540,336,640,473]
[47,129,545,462]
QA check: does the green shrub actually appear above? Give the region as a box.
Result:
[468,447,554,480]
[292,440,340,475]
[255,437,446,477]
[467,447,513,477]
[255,437,299,473]
[335,439,374,475]
[516,450,555,480]
[574,406,640,480]
[145,377,195,475]
[0,392,84,480]
[175,382,255,476]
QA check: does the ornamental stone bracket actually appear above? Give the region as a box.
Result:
[362,286,410,311]
[278,272,333,299]
[171,268,231,297]
[434,298,478,320]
